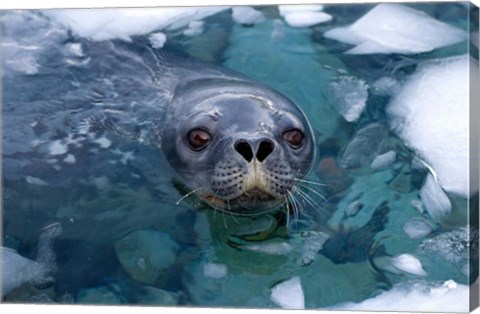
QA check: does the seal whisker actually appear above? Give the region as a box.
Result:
[176,187,203,205]
[294,178,329,187]
[297,183,328,203]
[292,186,320,211]
[287,191,299,227]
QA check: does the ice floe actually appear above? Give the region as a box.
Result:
[370,150,396,171]
[44,7,228,41]
[231,6,265,25]
[391,254,427,276]
[148,32,167,49]
[403,218,434,239]
[387,55,478,197]
[270,276,305,309]
[203,263,228,279]
[371,77,400,96]
[278,4,331,28]
[324,3,467,54]
[419,174,452,222]
[330,280,469,312]
[327,75,368,122]
[183,21,204,37]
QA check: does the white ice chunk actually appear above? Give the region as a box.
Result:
[391,254,427,276]
[270,276,305,309]
[327,76,368,122]
[420,174,452,223]
[49,140,68,155]
[231,6,265,25]
[283,11,332,28]
[330,280,468,312]
[44,7,228,41]
[1,247,44,297]
[93,136,112,149]
[344,200,363,217]
[403,218,434,239]
[324,4,467,54]
[371,151,396,171]
[297,231,329,266]
[278,5,324,17]
[63,154,77,164]
[183,21,204,36]
[148,32,167,49]
[387,56,477,197]
[26,176,48,186]
[242,242,292,255]
[371,77,400,96]
[203,263,228,279]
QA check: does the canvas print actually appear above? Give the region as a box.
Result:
[1,2,479,312]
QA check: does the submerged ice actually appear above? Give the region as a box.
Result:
[324,3,467,54]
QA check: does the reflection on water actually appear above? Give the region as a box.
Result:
[1,3,479,311]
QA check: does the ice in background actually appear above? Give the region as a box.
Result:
[1,3,479,312]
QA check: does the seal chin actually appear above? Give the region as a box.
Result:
[201,188,286,216]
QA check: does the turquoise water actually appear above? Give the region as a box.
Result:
[1,3,478,310]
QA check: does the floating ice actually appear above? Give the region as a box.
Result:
[419,174,452,223]
[340,123,389,169]
[203,263,228,279]
[93,136,112,149]
[283,12,332,28]
[270,276,305,309]
[370,151,396,171]
[419,227,470,264]
[242,242,292,256]
[149,32,167,49]
[330,280,468,312]
[1,223,62,297]
[371,77,400,96]
[324,4,467,54]
[49,140,68,155]
[327,76,368,122]
[278,5,324,16]
[63,154,77,164]
[403,218,434,239]
[1,247,44,297]
[297,231,330,266]
[231,6,265,25]
[26,176,48,186]
[344,200,363,217]
[44,7,228,41]
[183,21,204,36]
[387,56,478,197]
[391,254,427,276]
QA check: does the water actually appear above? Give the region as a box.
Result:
[1,3,478,311]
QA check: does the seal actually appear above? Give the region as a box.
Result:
[161,74,316,215]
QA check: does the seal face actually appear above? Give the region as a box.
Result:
[162,78,315,215]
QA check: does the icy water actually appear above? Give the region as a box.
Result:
[1,3,479,311]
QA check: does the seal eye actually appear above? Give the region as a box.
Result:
[283,129,303,148]
[187,129,211,151]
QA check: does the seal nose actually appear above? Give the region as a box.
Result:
[235,139,274,162]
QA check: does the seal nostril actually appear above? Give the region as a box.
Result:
[235,142,254,162]
[257,140,274,162]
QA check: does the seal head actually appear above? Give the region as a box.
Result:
[162,78,315,215]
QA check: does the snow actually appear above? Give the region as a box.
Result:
[370,151,396,171]
[149,32,167,49]
[44,7,228,41]
[278,5,324,16]
[324,3,467,54]
[371,77,400,96]
[231,6,265,25]
[203,263,228,279]
[403,218,434,239]
[387,56,478,197]
[391,254,427,276]
[419,174,452,223]
[329,280,469,312]
[327,76,368,122]
[283,12,332,28]
[270,276,305,309]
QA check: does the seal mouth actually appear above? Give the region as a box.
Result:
[202,188,285,215]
